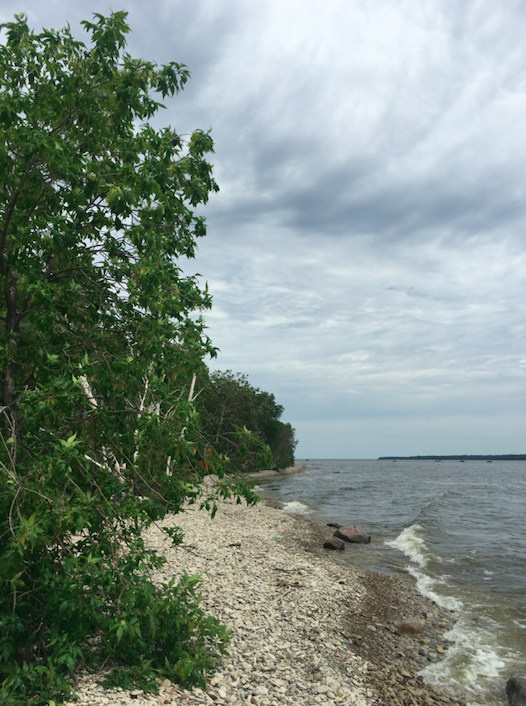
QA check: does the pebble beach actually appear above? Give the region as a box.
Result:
[64,473,470,706]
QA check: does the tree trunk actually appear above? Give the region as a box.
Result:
[2,268,19,444]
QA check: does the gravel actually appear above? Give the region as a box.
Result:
[63,485,467,706]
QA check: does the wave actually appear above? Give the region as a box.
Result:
[385,524,431,568]
[420,615,519,698]
[386,524,521,702]
[281,500,312,515]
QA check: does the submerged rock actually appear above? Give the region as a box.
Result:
[506,676,526,705]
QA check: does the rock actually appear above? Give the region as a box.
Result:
[334,526,371,543]
[323,536,345,550]
[506,676,526,705]
[393,619,425,635]
[327,523,342,529]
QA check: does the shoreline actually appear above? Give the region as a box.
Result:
[64,487,469,706]
[244,462,308,481]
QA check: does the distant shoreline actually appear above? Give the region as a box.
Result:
[378,454,526,460]
[244,462,307,480]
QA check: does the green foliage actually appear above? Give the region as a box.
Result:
[0,12,258,704]
[195,370,297,471]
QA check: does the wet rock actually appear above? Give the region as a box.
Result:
[394,619,424,635]
[506,676,526,705]
[323,536,345,550]
[334,526,371,544]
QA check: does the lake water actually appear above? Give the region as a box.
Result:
[259,459,526,706]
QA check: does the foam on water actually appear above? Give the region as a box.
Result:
[386,525,462,610]
[385,524,430,568]
[419,615,519,703]
[387,525,518,703]
[281,500,312,515]
[406,566,464,611]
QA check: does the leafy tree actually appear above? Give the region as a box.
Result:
[0,12,257,705]
[195,370,297,470]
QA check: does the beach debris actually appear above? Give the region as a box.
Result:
[334,525,371,544]
[323,536,345,550]
[394,619,425,635]
[506,676,526,705]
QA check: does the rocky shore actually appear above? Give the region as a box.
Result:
[64,485,469,706]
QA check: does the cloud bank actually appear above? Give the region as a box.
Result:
[3,0,526,456]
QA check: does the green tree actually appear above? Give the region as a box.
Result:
[196,370,297,471]
[0,13,256,705]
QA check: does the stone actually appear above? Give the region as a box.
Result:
[506,677,526,705]
[323,537,345,550]
[393,619,425,635]
[334,526,371,544]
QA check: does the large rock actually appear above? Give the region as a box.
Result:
[394,619,424,635]
[334,526,371,544]
[323,536,345,551]
[506,677,526,705]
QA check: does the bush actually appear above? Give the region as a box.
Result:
[0,12,257,704]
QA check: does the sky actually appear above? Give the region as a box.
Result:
[3,0,526,458]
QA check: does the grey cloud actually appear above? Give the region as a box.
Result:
[4,0,526,455]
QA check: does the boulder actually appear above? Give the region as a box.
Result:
[334,526,371,544]
[393,619,424,635]
[323,536,345,551]
[506,677,526,705]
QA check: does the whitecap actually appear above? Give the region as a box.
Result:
[385,524,430,568]
[406,566,463,611]
[281,500,312,515]
[419,616,518,694]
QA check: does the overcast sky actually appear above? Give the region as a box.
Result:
[4,0,526,458]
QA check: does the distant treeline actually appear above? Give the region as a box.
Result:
[195,370,297,471]
[379,455,526,461]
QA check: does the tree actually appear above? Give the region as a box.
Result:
[195,370,297,471]
[0,13,257,705]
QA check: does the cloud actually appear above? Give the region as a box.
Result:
[4,0,526,456]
